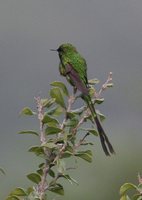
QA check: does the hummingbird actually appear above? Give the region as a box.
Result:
[51,43,115,156]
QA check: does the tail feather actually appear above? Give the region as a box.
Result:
[95,115,115,156]
[83,95,115,156]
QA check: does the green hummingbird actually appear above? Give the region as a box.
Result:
[51,43,115,156]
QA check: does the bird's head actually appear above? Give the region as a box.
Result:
[51,43,77,56]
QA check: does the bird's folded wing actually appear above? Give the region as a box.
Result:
[66,63,89,95]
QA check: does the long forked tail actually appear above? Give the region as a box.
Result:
[84,95,115,156]
[94,114,115,156]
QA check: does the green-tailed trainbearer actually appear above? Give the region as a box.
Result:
[51,43,115,156]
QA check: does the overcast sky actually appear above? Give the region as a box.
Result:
[0,0,142,199]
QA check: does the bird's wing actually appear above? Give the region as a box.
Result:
[65,63,89,95]
[70,53,89,87]
[59,62,66,77]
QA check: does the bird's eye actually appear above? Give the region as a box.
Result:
[57,47,63,52]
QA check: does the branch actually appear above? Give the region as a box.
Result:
[35,96,50,200]
[53,95,76,164]
[74,132,90,150]
[35,96,46,144]
[95,72,113,98]
[72,109,89,136]
[60,95,75,130]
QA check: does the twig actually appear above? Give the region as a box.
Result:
[35,96,49,200]
[95,72,113,98]
[52,144,66,165]
[37,161,49,200]
[35,96,46,144]
[53,95,76,165]
[74,132,90,150]
[60,95,75,130]
[72,109,89,136]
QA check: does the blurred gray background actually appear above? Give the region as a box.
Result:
[0,0,142,199]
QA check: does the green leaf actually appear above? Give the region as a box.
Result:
[120,183,137,195]
[45,127,62,135]
[37,169,43,176]
[71,106,86,115]
[88,78,99,85]
[66,118,79,128]
[42,114,59,126]
[39,163,45,168]
[57,159,66,174]
[20,107,36,116]
[42,98,55,108]
[6,196,20,200]
[96,109,106,121]
[137,196,142,200]
[106,83,114,88]
[26,187,34,195]
[47,106,63,116]
[18,130,39,136]
[62,151,73,158]
[27,173,41,184]
[51,81,69,96]
[0,168,5,175]
[40,98,49,106]
[10,188,27,196]
[75,150,92,163]
[42,142,57,149]
[65,145,74,153]
[80,128,98,136]
[28,146,44,156]
[41,98,55,108]
[81,142,94,146]
[87,129,98,136]
[67,134,76,145]
[120,195,129,200]
[133,194,142,200]
[95,98,104,104]
[50,87,66,108]
[89,87,96,97]
[49,183,64,196]
[61,174,78,185]
[66,112,76,119]
[48,169,55,178]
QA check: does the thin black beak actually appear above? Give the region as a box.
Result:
[50,49,57,51]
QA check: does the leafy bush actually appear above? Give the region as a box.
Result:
[6,73,113,200]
